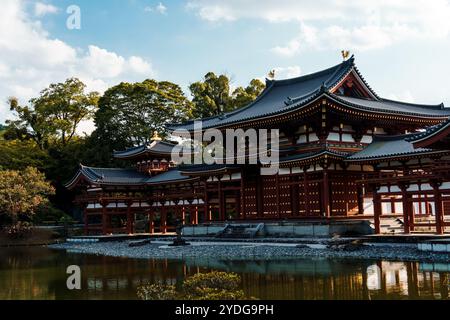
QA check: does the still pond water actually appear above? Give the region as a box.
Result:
[0,247,448,300]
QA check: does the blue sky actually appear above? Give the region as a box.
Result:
[1,0,450,132]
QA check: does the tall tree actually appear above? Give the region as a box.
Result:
[190,73,265,118]
[231,79,266,109]
[88,79,193,166]
[8,78,99,149]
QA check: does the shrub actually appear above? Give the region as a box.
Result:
[7,221,32,239]
[137,271,246,301]
[137,283,178,300]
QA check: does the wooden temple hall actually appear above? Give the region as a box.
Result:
[66,55,450,235]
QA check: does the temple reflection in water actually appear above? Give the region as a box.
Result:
[0,247,448,300]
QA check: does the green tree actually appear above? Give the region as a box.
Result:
[190,72,231,118]
[0,139,50,172]
[88,79,193,166]
[7,78,99,149]
[231,78,266,109]
[0,167,55,225]
[190,73,265,118]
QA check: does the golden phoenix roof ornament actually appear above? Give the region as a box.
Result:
[151,131,162,141]
[341,50,350,61]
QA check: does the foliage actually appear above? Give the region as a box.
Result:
[0,167,55,225]
[32,203,71,224]
[6,221,32,240]
[190,72,265,118]
[137,283,179,300]
[137,271,246,300]
[183,271,245,300]
[7,78,99,149]
[0,138,50,171]
[88,79,193,166]
[231,79,266,110]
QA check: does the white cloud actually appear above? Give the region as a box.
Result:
[273,66,302,79]
[145,2,168,15]
[187,0,450,53]
[0,0,156,127]
[387,91,416,103]
[271,39,301,57]
[34,2,59,17]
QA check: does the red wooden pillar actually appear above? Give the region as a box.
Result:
[102,201,108,235]
[372,186,381,234]
[126,201,133,234]
[357,185,364,216]
[83,207,88,235]
[181,203,186,224]
[218,178,225,221]
[322,169,331,217]
[194,206,199,225]
[432,182,444,234]
[161,205,167,234]
[203,181,210,222]
[149,209,155,234]
[400,184,411,234]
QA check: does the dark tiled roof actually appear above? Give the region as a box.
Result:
[406,118,450,142]
[68,166,150,187]
[145,169,198,185]
[168,57,356,131]
[179,164,242,174]
[330,95,450,118]
[278,149,347,164]
[346,135,437,161]
[65,166,196,188]
[113,140,177,159]
[168,56,449,131]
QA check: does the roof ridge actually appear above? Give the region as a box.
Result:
[380,97,445,109]
[329,93,450,118]
[270,58,353,87]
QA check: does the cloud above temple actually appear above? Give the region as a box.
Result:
[187,0,450,53]
[0,0,156,124]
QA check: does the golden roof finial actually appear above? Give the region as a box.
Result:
[268,69,276,80]
[341,50,350,61]
[151,131,162,141]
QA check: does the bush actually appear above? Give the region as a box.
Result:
[137,283,178,300]
[183,271,244,300]
[7,221,32,239]
[32,204,72,224]
[137,271,246,301]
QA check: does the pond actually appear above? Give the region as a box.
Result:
[0,247,448,300]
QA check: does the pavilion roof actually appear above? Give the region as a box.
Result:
[113,140,177,159]
[346,135,445,162]
[168,56,449,131]
[65,165,196,189]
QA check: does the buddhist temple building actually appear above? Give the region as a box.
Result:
[66,56,450,235]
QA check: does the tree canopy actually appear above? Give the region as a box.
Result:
[189,72,265,118]
[7,78,99,149]
[0,167,55,224]
[88,79,193,166]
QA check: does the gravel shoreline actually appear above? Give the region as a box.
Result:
[49,240,450,263]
